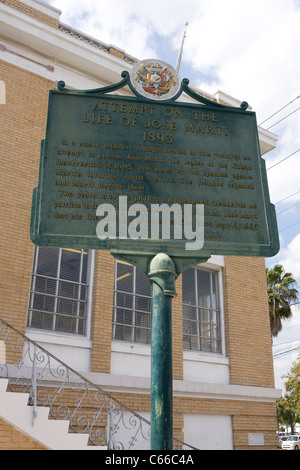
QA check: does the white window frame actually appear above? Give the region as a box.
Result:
[182,265,223,354]
[112,258,225,357]
[112,260,152,344]
[27,247,94,338]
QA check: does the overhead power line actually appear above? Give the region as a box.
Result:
[266,149,300,171]
[279,220,300,233]
[273,344,300,359]
[274,335,300,350]
[259,95,300,126]
[275,190,300,205]
[267,106,300,130]
[255,64,300,99]
[277,201,300,215]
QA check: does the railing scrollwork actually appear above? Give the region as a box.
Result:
[0,318,197,450]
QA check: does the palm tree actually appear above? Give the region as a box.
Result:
[266,264,298,337]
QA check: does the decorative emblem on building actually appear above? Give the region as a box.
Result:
[130,59,181,101]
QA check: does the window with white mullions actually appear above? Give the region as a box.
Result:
[27,247,91,335]
[182,267,221,353]
[112,261,222,352]
[112,260,151,344]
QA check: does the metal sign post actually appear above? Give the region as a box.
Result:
[148,253,177,450]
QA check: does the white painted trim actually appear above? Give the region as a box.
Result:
[83,371,281,403]
[214,90,246,108]
[19,0,61,19]
[111,340,151,357]
[197,255,225,269]
[258,126,279,155]
[0,3,131,86]
[25,329,92,350]
[183,350,229,365]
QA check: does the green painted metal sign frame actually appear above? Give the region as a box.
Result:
[31,71,279,275]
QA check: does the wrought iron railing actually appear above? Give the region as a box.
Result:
[0,318,197,450]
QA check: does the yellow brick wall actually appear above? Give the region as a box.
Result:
[109,392,278,450]
[0,0,59,28]
[0,418,47,450]
[223,256,275,387]
[0,60,54,335]
[91,250,115,373]
[172,274,184,380]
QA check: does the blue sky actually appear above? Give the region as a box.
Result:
[44,0,300,391]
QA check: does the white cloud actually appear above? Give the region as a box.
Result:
[277,233,300,278]
[46,1,300,113]
[48,0,199,59]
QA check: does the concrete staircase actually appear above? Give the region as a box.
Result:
[0,379,106,450]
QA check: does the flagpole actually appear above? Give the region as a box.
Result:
[176,22,188,73]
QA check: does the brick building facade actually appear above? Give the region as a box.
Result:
[0,0,281,450]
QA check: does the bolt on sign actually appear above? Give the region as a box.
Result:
[31,60,279,272]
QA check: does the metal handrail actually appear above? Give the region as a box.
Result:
[0,317,198,450]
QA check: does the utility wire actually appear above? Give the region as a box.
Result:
[275,190,300,205]
[255,65,300,99]
[259,95,300,126]
[266,149,300,170]
[274,337,300,349]
[267,106,300,130]
[279,220,300,233]
[277,201,300,215]
[273,344,300,359]
[273,341,300,352]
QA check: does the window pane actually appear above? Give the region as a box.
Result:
[197,270,211,308]
[183,335,191,350]
[116,291,133,309]
[116,262,134,292]
[136,326,151,344]
[135,271,151,297]
[36,247,59,277]
[59,280,77,299]
[115,308,126,324]
[135,311,150,328]
[183,305,197,322]
[113,261,151,344]
[60,249,81,282]
[211,273,218,309]
[182,267,221,353]
[81,252,88,284]
[80,286,87,301]
[30,311,53,331]
[136,295,151,312]
[57,297,74,315]
[28,247,90,335]
[182,268,195,305]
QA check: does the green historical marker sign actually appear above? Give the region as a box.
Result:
[31,61,279,273]
[30,59,280,451]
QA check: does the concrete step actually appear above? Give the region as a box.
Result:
[0,378,106,450]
